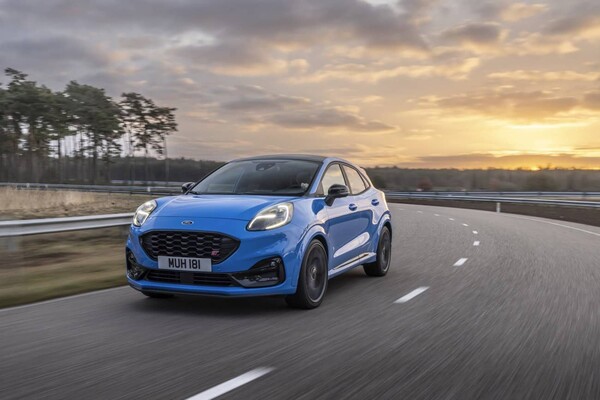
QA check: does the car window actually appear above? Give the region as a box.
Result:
[189,159,320,196]
[320,164,345,195]
[343,165,367,194]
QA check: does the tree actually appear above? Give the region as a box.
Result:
[417,176,433,191]
[3,68,60,181]
[120,92,177,182]
[0,68,178,184]
[370,174,387,189]
[525,173,558,191]
[119,92,147,183]
[64,81,123,183]
[0,85,7,178]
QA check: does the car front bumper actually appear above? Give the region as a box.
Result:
[126,216,305,296]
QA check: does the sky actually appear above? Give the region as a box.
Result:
[0,0,599,168]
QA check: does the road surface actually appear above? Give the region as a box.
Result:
[2,203,600,399]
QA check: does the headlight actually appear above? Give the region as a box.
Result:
[247,202,293,231]
[132,200,157,227]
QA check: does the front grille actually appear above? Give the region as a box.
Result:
[146,270,236,286]
[140,231,239,263]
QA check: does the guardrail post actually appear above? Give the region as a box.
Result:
[496,202,501,213]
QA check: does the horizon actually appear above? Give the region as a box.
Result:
[1,0,599,168]
[40,154,600,171]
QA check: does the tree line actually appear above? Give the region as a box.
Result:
[0,68,177,183]
[366,167,600,192]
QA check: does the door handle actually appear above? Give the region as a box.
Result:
[371,199,380,206]
[349,203,358,211]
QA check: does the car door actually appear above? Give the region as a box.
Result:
[340,165,374,258]
[320,163,365,269]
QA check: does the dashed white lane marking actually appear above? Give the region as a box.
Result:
[0,286,127,313]
[395,287,429,303]
[186,368,274,400]
[434,214,440,217]
[472,230,478,235]
[417,210,423,214]
[449,218,455,221]
[462,223,469,227]
[453,258,468,267]
[473,241,480,246]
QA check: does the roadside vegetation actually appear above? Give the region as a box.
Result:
[365,167,600,192]
[0,67,178,184]
[0,227,127,308]
[0,188,153,219]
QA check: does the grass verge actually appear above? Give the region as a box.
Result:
[0,188,154,219]
[0,227,129,308]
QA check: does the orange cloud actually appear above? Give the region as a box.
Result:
[500,3,548,22]
[488,70,600,81]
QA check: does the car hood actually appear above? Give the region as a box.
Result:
[154,194,295,221]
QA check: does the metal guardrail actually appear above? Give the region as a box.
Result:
[0,213,133,237]
[2,188,600,237]
[384,193,600,208]
[386,191,600,198]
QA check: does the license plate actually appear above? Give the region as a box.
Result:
[157,256,212,272]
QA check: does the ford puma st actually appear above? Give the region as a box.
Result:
[126,155,392,309]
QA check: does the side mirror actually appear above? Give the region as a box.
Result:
[325,184,349,206]
[181,182,194,193]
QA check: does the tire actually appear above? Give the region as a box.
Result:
[141,291,174,299]
[285,240,328,309]
[364,226,391,277]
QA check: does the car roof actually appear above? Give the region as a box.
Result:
[232,154,328,163]
[230,154,361,171]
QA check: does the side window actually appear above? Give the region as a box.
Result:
[319,164,345,195]
[343,166,367,195]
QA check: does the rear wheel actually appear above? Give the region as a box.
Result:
[364,226,391,277]
[141,291,174,299]
[286,240,328,309]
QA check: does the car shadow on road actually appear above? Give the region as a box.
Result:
[127,269,373,317]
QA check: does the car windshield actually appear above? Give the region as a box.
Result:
[189,159,321,196]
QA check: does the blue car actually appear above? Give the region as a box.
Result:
[126,154,392,308]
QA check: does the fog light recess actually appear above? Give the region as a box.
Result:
[231,257,285,288]
[126,250,146,280]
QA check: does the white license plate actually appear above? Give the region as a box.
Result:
[157,256,212,272]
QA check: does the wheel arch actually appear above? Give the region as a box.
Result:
[309,233,329,259]
[383,220,392,238]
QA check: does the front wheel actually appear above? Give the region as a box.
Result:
[285,240,328,309]
[364,226,391,277]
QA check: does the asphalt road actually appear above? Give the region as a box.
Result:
[2,203,600,400]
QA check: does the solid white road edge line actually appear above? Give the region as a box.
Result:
[0,286,128,313]
[453,258,468,267]
[186,368,274,400]
[473,241,480,246]
[504,214,600,237]
[395,287,429,303]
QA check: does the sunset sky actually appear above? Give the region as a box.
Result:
[0,0,599,168]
